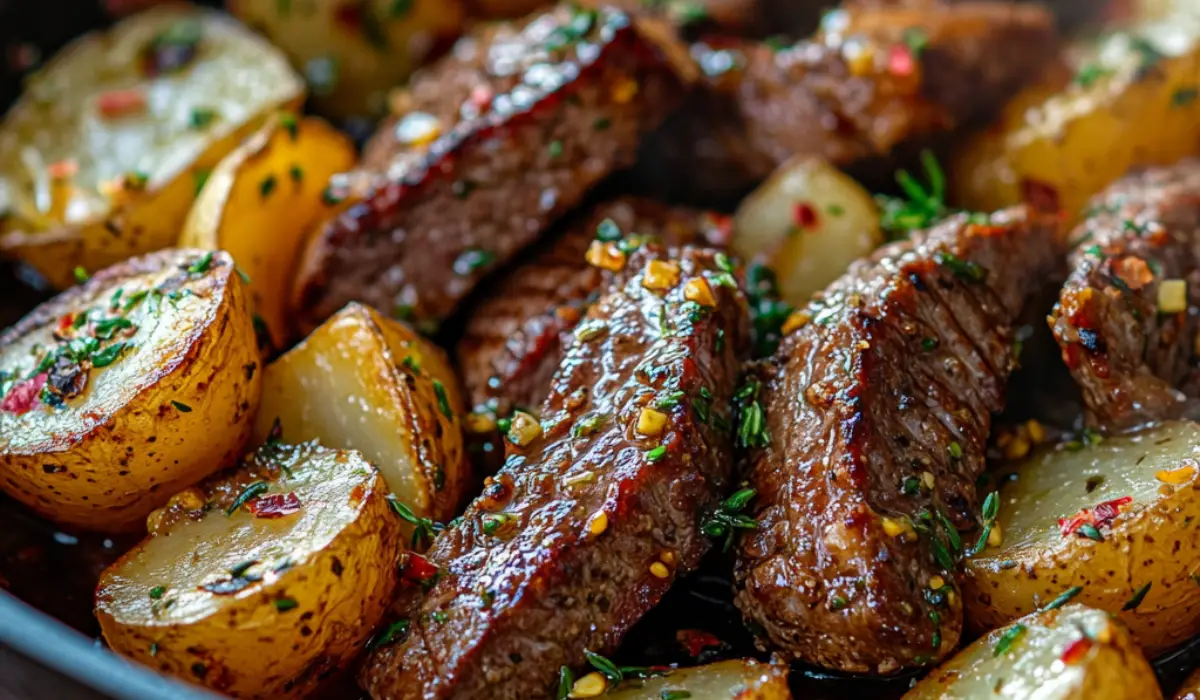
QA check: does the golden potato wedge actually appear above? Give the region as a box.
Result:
[0,5,304,289]
[252,302,468,530]
[598,659,791,699]
[732,156,883,307]
[228,0,464,119]
[0,249,261,532]
[951,13,1200,224]
[179,113,355,347]
[905,604,1158,699]
[964,421,1200,656]
[96,441,403,699]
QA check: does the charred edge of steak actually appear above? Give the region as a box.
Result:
[733,207,1060,675]
[360,245,750,700]
[291,5,686,333]
[1050,159,1200,430]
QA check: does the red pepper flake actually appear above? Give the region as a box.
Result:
[57,313,76,333]
[96,88,147,119]
[1059,637,1093,665]
[246,492,302,519]
[400,552,439,586]
[703,213,734,247]
[1058,495,1132,536]
[2,373,47,415]
[1020,178,1062,215]
[792,202,819,231]
[676,628,722,657]
[469,84,494,109]
[887,45,915,77]
[47,159,79,180]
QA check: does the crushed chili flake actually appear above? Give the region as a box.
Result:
[57,313,76,333]
[400,552,439,585]
[1,373,47,415]
[246,492,302,518]
[1112,256,1154,290]
[676,628,722,657]
[792,202,819,231]
[96,88,147,118]
[887,45,915,77]
[1058,496,1133,537]
[47,159,79,180]
[1059,637,1093,665]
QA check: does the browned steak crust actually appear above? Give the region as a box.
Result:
[641,1,1058,199]
[1050,160,1200,431]
[291,4,686,334]
[734,207,1060,674]
[360,245,750,700]
[456,197,731,414]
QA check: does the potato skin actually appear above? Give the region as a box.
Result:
[963,427,1200,656]
[0,249,261,532]
[0,6,304,289]
[95,446,402,699]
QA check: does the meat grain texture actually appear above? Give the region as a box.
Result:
[361,245,750,700]
[1050,159,1200,431]
[292,4,687,334]
[734,207,1061,674]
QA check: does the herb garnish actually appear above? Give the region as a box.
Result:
[433,379,453,418]
[149,586,166,600]
[877,150,947,237]
[1123,582,1151,611]
[556,666,574,700]
[187,251,214,275]
[701,488,757,551]
[170,400,192,412]
[227,481,268,515]
[734,379,769,449]
[992,623,1026,656]
[274,597,298,612]
[367,619,410,650]
[389,496,444,548]
[1041,585,1083,612]
[968,491,999,556]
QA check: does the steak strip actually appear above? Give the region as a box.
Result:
[1050,159,1200,430]
[734,207,1060,674]
[361,245,749,700]
[291,4,686,334]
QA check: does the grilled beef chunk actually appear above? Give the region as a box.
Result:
[1050,160,1200,431]
[291,4,687,334]
[361,245,750,700]
[639,1,1058,200]
[734,207,1060,674]
[457,197,731,415]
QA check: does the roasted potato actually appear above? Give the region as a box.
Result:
[951,12,1200,224]
[0,248,261,532]
[963,421,1200,656]
[95,441,402,699]
[228,0,464,119]
[179,113,356,347]
[252,302,468,529]
[599,659,791,699]
[732,156,883,307]
[0,5,303,290]
[904,604,1159,699]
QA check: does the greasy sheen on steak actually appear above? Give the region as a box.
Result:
[639,1,1057,200]
[1050,160,1200,431]
[360,246,750,700]
[290,4,686,334]
[457,197,731,415]
[734,207,1060,674]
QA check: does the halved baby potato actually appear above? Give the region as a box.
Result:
[964,421,1200,656]
[732,156,883,307]
[600,659,791,699]
[904,604,1158,699]
[179,113,356,347]
[0,248,261,532]
[252,302,468,530]
[228,0,465,119]
[0,5,304,289]
[95,441,403,699]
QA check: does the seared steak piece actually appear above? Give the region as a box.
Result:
[291,4,687,334]
[639,1,1058,200]
[457,197,731,415]
[1050,160,1200,431]
[734,207,1060,674]
[360,245,750,700]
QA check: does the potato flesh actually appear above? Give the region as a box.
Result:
[253,303,467,522]
[904,605,1158,699]
[732,156,883,307]
[99,445,368,625]
[602,659,792,699]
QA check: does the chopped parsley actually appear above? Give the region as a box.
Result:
[274,597,298,612]
[389,496,444,548]
[367,619,410,650]
[432,379,453,419]
[187,251,214,275]
[701,487,757,552]
[170,400,192,413]
[188,107,217,129]
[992,623,1026,656]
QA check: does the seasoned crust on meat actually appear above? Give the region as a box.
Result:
[360,245,749,700]
[734,207,1061,674]
[291,4,686,334]
[1050,159,1200,431]
[456,197,731,414]
[639,1,1058,200]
